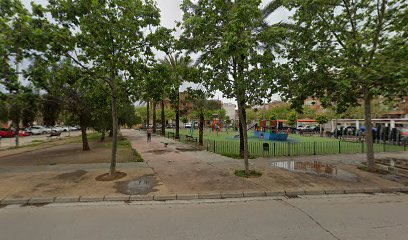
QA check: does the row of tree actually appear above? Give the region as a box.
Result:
[1,0,407,175]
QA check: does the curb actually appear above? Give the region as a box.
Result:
[1,187,407,206]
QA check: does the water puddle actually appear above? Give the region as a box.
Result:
[271,161,358,181]
[175,147,200,152]
[115,175,158,195]
[144,149,171,154]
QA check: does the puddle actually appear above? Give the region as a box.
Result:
[271,161,358,181]
[115,175,158,195]
[144,149,171,155]
[175,147,200,152]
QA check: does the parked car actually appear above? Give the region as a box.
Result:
[18,130,31,137]
[51,126,64,132]
[185,123,192,128]
[0,128,16,138]
[400,128,408,141]
[26,126,51,135]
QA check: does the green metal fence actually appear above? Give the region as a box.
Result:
[202,140,407,157]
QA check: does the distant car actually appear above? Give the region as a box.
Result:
[400,128,408,140]
[0,128,16,138]
[27,126,50,135]
[51,126,64,132]
[185,123,192,128]
[18,130,31,137]
[166,124,175,129]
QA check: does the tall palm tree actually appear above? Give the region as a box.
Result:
[161,54,193,140]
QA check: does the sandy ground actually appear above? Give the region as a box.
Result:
[123,129,407,194]
[0,129,406,199]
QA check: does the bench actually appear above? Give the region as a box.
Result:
[185,135,197,143]
[47,131,62,139]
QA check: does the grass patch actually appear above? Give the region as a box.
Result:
[31,140,45,143]
[357,165,389,175]
[130,148,144,162]
[234,169,262,178]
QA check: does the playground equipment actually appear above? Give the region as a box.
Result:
[254,120,289,141]
[212,114,222,133]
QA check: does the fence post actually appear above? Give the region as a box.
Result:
[313,141,316,155]
[287,142,290,156]
[273,142,276,157]
[213,140,216,153]
[338,141,341,154]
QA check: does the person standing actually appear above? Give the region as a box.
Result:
[147,127,153,142]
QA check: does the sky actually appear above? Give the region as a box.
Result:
[19,0,294,105]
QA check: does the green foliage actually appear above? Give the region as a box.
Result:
[286,111,298,127]
[315,114,329,125]
[181,116,188,124]
[285,0,408,111]
[234,169,262,178]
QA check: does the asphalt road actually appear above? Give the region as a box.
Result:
[1,194,407,240]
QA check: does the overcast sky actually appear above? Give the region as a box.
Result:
[20,0,293,105]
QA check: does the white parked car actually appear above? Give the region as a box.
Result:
[51,126,64,132]
[185,123,192,128]
[27,126,51,135]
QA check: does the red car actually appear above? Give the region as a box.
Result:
[0,128,16,138]
[18,130,31,137]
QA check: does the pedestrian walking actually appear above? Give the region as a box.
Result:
[147,127,153,142]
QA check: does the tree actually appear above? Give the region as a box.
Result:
[285,0,408,171]
[180,0,286,174]
[48,0,171,175]
[286,111,298,127]
[161,54,193,139]
[315,114,329,136]
[188,89,221,145]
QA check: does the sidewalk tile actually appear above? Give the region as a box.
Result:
[54,196,80,203]
[1,198,30,205]
[265,191,285,196]
[325,189,345,194]
[198,192,221,199]
[130,195,153,201]
[79,196,104,202]
[243,191,266,197]
[104,195,130,201]
[154,194,177,201]
[28,197,54,204]
[221,192,244,199]
[177,193,198,200]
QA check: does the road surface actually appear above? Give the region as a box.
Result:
[1,193,407,240]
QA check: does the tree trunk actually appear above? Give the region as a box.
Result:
[175,91,180,139]
[80,126,90,151]
[364,92,375,172]
[199,113,204,146]
[153,101,157,134]
[320,124,323,137]
[100,129,106,142]
[237,97,249,174]
[239,107,246,158]
[146,99,150,129]
[15,125,19,147]
[110,80,119,176]
[161,100,165,136]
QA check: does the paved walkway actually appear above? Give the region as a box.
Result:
[123,129,406,194]
[123,129,264,193]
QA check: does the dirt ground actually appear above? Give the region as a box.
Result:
[0,167,165,198]
[0,138,137,166]
[124,129,407,194]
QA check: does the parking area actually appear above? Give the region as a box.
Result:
[0,131,82,149]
